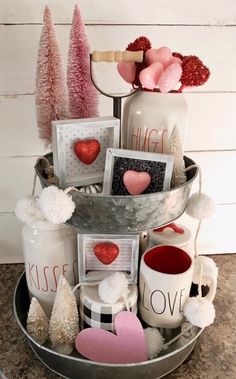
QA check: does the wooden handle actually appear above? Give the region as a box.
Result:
[92,50,143,63]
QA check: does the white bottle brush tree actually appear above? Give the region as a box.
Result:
[49,275,79,354]
[168,125,186,187]
[27,297,49,345]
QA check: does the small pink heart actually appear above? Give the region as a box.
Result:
[139,62,163,89]
[146,47,172,68]
[123,170,151,195]
[117,62,136,83]
[158,63,182,93]
[75,311,147,364]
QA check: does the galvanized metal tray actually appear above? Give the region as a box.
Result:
[35,153,198,233]
[14,272,203,379]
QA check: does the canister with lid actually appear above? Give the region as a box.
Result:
[148,223,193,257]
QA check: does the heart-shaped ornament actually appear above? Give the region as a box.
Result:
[158,63,182,93]
[146,47,172,68]
[75,311,147,363]
[139,62,163,89]
[94,242,119,265]
[74,139,100,165]
[123,170,151,195]
[117,62,136,83]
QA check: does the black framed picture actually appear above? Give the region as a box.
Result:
[103,148,173,196]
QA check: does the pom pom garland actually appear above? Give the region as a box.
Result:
[183,296,215,328]
[193,256,218,286]
[144,328,164,359]
[15,196,45,225]
[98,272,130,305]
[186,193,215,220]
[38,186,75,224]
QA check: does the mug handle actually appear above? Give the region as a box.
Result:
[193,257,218,302]
[203,275,217,302]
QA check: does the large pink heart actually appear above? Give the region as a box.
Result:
[123,170,151,195]
[146,47,172,68]
[117,62,136,83]
[75,311,147,364]
[139,62,163,90]
[158,63,182,93]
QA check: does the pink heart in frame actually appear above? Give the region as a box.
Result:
[75,311,147,364]
[123,170,151,195]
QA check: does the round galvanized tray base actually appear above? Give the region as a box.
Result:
[14,272,203,379]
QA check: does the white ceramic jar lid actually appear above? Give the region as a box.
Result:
[148,223,191,247]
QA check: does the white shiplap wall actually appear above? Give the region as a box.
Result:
[0,0,236,263]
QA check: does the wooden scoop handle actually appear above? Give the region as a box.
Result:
[91,50,143,63]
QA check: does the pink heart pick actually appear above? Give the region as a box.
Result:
[139,62,163,89]
[117,62,136,83]
[75,311,147,364]
[158,63,183,93]
[123,170,151,195]
[146,47,172,68]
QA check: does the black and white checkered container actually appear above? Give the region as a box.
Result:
[79,284,138,332]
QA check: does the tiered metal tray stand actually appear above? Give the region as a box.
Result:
[13,153,202,379]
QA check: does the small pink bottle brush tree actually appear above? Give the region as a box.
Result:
[117,36,210,92]
[67,5,98,119]
[36,5,98,146]
[35,6,68,146]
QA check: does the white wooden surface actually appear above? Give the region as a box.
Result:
[1,25,236,93]
[0,0,235,262]
[1,0,236,25]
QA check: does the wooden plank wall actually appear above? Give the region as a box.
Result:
[0,0,236,262]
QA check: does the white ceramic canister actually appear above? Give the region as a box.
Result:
[122,91,187,153]
[79,284,138,331]
[22,221,78,316]
[147,223,193,258]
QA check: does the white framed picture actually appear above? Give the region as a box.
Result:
[103,148,174,195]
[52,117,120,188]
[78,233,139,284]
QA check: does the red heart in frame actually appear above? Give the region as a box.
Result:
[74,139,100,165]
[94,242,119,265]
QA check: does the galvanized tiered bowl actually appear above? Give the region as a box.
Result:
[14,272,202,379]
[35,153,198,233]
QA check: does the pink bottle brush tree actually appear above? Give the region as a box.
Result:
[67,5,98,119]
[35,6,68,146]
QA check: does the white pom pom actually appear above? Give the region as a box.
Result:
[193,256,218,286]
[15,196,45,225]
[98,272,130,304]
[38,186,75,224]
[144,328,164,359]
[186,193,215,220]
[183,297,215,328]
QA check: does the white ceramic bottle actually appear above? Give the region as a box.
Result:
[122,91,187,153]
[22,221,78,316]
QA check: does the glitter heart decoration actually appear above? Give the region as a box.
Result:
[94,242,119,265]
[74,139,100,165]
